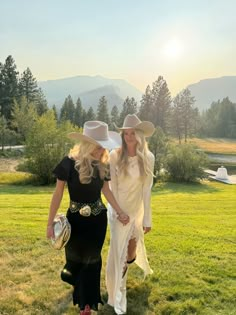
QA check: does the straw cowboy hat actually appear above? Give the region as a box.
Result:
[114,114,155,137]
[68,121,121,150]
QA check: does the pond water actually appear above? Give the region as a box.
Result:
[207,154,236,163]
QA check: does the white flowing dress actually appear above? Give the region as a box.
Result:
[106,149,154,315]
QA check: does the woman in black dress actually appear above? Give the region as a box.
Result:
[46,121,129,315]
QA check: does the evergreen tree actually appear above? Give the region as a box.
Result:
[201,100,220,137]
[151,76,172,132]
[181,89,197,142]
[86,106,96,121]
[192,107,201,136]
[0,114,17,149]
[52,105,58,121]
[0,55,19,120]
[18,67,38,104]
[0,114,8,150]
[138,85,153,122]
[171,88,197,142]
[171,93,185,143]
[34,88,48,115]
[97,96,110,125]
[82,109,87,124]
[119,97,137,125]
[60,95,75,123]
[217,98,236,138]
[74,97,84,127]
[110,105,119,130]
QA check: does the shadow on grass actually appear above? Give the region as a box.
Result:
[127,282,152,315]
[0,184,54,194]
[152,181,222,195]
[54,291,74,315]
[99,283,152,315]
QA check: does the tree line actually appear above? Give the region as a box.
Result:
[1,55,236,151]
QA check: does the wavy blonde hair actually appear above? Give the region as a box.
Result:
[68,141,109,184]
[117,129,153,178]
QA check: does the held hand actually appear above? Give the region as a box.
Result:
[46,225,54,239]
[117,212,130,225]
[143,226,151,234]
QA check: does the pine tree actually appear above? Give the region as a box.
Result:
[86,107,96,121]
[138,85,153,121]
[82,109,87,125]
[217,98,236,138]
[34,88,48,115]
[52,105,58,121]
[171,93,185,143]
[171,88,197,142]
[181,88,196,142]
[203,98,236,138]
[201,101,220,137]
[110,105,119,130]
[0,55,19,120]
[119,97,137,125]
[151,76,172,132]
[0,114,15,149]
[97,96,110,125]
[60,95,75,123]
[18,67,38,104]
[74,97,84,127]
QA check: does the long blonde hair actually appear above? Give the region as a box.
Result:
[117,129,153,178]
[69,141,109,184]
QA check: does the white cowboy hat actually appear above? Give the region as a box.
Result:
[114,114,155,137]
[68,121,121,150]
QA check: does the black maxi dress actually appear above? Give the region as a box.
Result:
[53,156,108,311]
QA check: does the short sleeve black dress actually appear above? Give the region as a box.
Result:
[53,156,109,311]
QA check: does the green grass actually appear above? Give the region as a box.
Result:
[0,174,236,315]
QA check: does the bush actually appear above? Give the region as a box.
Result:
[165,144,209,182]
[24,111,73,185]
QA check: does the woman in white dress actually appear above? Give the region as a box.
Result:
[106,114,155,315]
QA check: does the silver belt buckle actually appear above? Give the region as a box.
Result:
[79,205,91,217]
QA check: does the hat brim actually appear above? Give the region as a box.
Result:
[68,131,121,150]
[114,121,155,137]
[209,175,236,184]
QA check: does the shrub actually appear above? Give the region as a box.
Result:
[165,144,209,182]
[24,111,73,184]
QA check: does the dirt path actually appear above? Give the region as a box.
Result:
[0,158,22,172]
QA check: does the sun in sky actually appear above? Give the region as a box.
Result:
[161,38,184,60]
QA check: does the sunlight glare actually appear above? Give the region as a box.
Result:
[162,38,183,59]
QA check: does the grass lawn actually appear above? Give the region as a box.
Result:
[0,173,236,315]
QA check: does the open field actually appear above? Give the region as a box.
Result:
[0,172,235,315]
[188,138,236,154]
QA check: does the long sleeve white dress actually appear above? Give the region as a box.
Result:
[106,149,155,315]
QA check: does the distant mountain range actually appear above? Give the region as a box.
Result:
[38,75,236,112]
[187,76,236,111]
[38,75,142,111]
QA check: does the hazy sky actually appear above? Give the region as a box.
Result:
[1,0,235,95]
